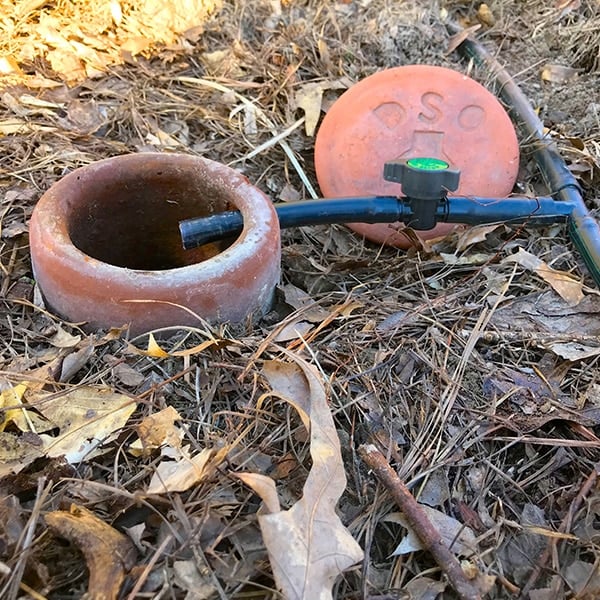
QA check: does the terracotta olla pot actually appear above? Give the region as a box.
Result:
[314,65,520,248]
[29,153,281,336]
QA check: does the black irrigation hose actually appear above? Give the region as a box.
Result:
[179,195,577,249]
[450,22,600,285]
[180,26,600,286]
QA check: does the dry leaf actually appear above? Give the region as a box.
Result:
[502,248,584,305]
[235,472,281,513]
[387,507,477,557]
[274,320,314,343]
[564,560,600,596]
[133,333,233,358]
[0,56,24,75]
[18,94,63,109]
[37,386,137,463]
[23,75,63,89]
[541,64,579,84]
[294,80,348,136]
[45,504,136,600]
[48,325,81,348]
[130,405,183,456]
[403,577,446,599]
[0,119,56,135]
[446,24,481,55]
[63,99,107,134]
[0,382,54,434]
[113,363,145,387]
[440,252,493,266]
[0,432,45,477]
[173,560,219,598]
[147,447,213,494]
[455,223,503,252]
[59,343,96,382]
[477,3,495,26]
[240,355,363,600]
[295,83,325,137]
[146,332,170,357]
[545,342,600,361]
[110,0,123,25]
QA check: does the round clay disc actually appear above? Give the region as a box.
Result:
[314,65,520,248]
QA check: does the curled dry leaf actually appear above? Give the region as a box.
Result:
[239,355,363,600]
[133,331,235,358]
[294,79,348,136]
[446,24,482,55]
[45,504,136,600]
[147,447,214,494]
[130,405,183,456]
[455,223,504,253]
[477,3,495,26]
[502,247,584,305]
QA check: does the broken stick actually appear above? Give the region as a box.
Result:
[358,444,481,600]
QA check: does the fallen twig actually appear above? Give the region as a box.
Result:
[358,444,481,600]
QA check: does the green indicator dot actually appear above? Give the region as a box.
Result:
[407,157,449,171]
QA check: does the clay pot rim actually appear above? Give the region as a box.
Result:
[33,152,275,286]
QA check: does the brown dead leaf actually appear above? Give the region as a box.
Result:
[37,386,137,463]
[112,363,145,387]
[477,3,495,26]
[235,472,280,513]
[273,320,314,343]
[294,80,348,136]
[482,364,600,431]
[440,252,493,266]
[59,342,95,382]
[282,284,331,322]
[446,24,482,55]
[240,355,363,600]
[455,223,504,253]
[565,560,600,596]
[62,99,107,134]
[403,577,446,599]
[47,325,81,348]
[45,504,136,600]
[147,447,214,494]
[541,64,579,84]
[130,405,183,456]
[503,248,584,305]
[23,75,63,89]
[545,342,600,361]
[491,290,600,337]
[0,119,56,135]
[0,432,45,477]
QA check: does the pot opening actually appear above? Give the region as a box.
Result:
[67,166,239,270]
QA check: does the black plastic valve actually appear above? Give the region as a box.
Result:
[383,157,461,229]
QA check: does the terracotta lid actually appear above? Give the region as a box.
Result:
[314,65,520,248]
